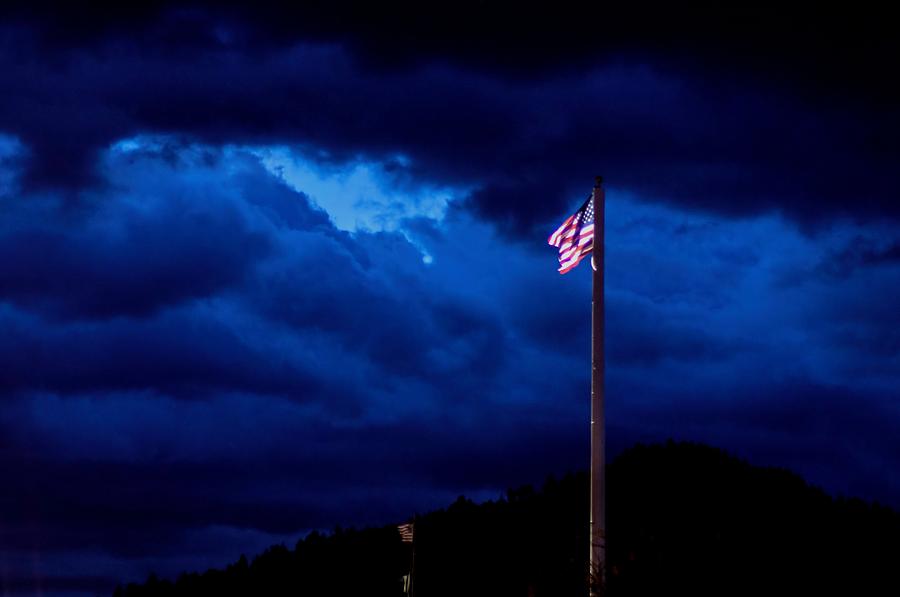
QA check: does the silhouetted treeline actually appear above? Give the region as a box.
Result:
[114,441,900,596]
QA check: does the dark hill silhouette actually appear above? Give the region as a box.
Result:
[114,441,900,596]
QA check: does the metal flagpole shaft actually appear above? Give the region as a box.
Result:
[590,176,606,595]
[410,516,416,597]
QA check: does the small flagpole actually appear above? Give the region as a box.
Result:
[409,516,417,597]
[590,176,606,595]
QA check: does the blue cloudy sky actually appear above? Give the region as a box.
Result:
[1,2,899,595]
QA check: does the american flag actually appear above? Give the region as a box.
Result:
[548,195,594,274]
[397,522,414,543]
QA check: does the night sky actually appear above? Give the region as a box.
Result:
[2,3,899,595]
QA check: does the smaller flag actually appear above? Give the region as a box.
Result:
[548,195,594,274]
[397,522,414,543]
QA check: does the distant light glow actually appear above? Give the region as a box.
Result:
[253,147,452,232]
[253,146,467,263]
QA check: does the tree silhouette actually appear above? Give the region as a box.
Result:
[114,441,900,596]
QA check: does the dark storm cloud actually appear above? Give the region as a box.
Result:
[0,141,552,591]
[252,238,445,378]
[0,402,584,558]
[617,379,900,505]
[0,149,324,401]
[0,195,270,320]
[504,270,745,368]
[4,2,897,96]
[0,145,510,412]
[0,454,334,556]
[605,295,753,367]
[815,236,900,279]
[1,2,899,235]
[0,306,323,399]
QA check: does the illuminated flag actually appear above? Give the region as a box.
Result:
[548,195,594,274]
[397,522,414,543]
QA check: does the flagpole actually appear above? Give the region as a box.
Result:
[410,516,416,597]
[590,176,606,595]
